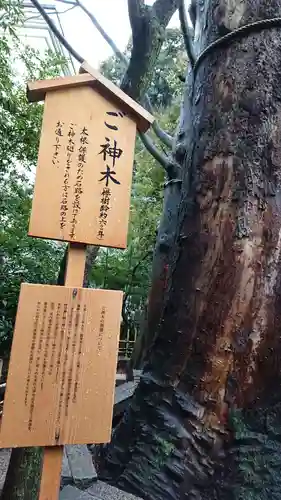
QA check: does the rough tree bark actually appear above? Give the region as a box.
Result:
[99,1,281,499]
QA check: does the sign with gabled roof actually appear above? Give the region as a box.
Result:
[27,66,154,249]
[27,62,154,133]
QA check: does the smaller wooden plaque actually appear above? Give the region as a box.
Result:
[0,283,123,447]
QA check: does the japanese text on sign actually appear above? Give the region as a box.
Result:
[69,126,88,239]
[52,121,63,166]
[97,111,125,241]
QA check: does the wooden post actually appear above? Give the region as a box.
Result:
[38,242,86,500]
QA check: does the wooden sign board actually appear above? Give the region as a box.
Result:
[28,85,137,249]
[0,283,123,447]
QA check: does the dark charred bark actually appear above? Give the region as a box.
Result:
[129,59,194,370]
[132,178,182,369]
[99,1,281,499]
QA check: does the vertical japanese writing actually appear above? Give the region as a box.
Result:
[97,306,106,354]
[25,301,41,406]
[73,304,86,403]
[41,302,54,390]
[65,304,80,416]
[56,305,72,426]
[56,304,68,382]
[60,123,76,230]
[28,301,47,431]
[97,187,111,240]
[97,111,124,241]
[59,306,73,419]
[69,127,88,239]
[54,302,67,444]
[99,136,122,185]
[48,303,61,376]
[52,121,64,166]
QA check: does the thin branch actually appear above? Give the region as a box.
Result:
[139,131,171,172]
[30,0,83,63]
[31,0,173,171]
[56,4,78,14]
[56,0,76,4]
[74,2,173,148]
[144,95,173,148]
[76,0,126,63]
[26,4,77,20]
[178,0,195,67]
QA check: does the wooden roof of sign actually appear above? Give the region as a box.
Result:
[27,61,154,133]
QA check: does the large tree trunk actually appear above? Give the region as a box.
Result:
[99,1,281,498]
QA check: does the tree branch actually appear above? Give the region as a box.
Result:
[57,5,78,15]
[76,0,126,64]
[56,0,76,4]
[139,132,175,176]
[153,0,178,27]
[178,0,195,67]
[30,0,83,63]
[139,131,167,166]
[30,0,175,174]
[128,0,146,35]
[70,2,173,149]
[74,2,173,148]
[143,95,173,148]
[153,122,173,149]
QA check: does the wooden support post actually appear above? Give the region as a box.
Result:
[38,242,87,500]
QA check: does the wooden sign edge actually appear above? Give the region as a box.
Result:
[27,68,154,133]
[0,284,123,448]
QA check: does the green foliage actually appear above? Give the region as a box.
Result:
[91,141,165,336]
[0,172,64,354]
[0,32,66,172]
[0,3,185,354]
[0,0,65,355]
[95,29,185,340]
[101,28,186,108]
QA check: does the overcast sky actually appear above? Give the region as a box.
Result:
[52,0,182,68]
